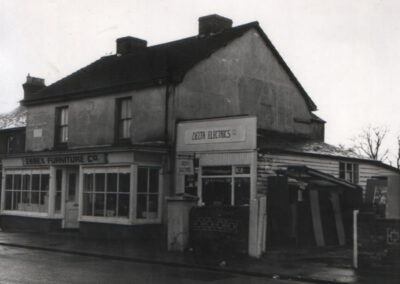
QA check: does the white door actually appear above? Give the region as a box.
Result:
[64,168,79,229]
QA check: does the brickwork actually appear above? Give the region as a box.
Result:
[358,212,400,268]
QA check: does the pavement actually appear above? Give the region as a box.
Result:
[0,230,397,284]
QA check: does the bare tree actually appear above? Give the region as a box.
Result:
[353,125,389,162]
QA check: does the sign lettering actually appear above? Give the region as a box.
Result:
[185,126,245,145]
[23,153,107,166]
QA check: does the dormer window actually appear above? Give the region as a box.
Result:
[116,97,132,142]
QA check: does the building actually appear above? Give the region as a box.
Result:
[1,15,398,256]
[0,106,26,201]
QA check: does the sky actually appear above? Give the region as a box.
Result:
[0,0,399,164]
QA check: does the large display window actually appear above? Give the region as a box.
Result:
[3,170,50,213]
[82,169,130,218]
[137,167,160,220]
[81,165,162,224]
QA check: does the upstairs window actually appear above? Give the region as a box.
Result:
[339,162,359,184]
[6,136,14,153]
[55,106,69,145]
[116,97,132,142]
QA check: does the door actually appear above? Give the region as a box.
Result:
[64,168,79,229]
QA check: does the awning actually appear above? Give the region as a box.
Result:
[275,165,361,190]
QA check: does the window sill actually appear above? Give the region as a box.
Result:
[79,216,162,225]
[79,216,131,225]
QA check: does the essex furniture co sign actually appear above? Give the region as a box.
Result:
[23,153,106,166]
[185,126,246,144]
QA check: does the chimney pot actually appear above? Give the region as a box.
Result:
[198,14,233,37]
[116,36,147,55]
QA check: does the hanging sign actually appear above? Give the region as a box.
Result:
[176,158,194,175]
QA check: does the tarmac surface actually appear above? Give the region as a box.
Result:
[0,245,311,284]
[0,230,398,284]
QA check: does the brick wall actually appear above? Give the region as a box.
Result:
[358,212,400,268]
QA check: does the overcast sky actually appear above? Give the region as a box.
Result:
[0,0,399,164]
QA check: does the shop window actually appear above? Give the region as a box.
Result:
[339,162,359,184]
[116,97,132,142]
[82,168,130,218]
[137,167,160,219]
[201,165,250,206]
[55,106,69,146]
[4,171,49,213]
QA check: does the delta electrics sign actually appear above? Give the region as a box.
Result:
[176,116,257,152]
[185,126,246,144]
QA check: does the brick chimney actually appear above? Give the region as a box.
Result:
[23,74,45,99]
[116,36,147,55]
[198,14,233,37]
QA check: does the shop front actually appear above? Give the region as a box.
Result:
[171,116,266,257]
[175,116,257,202]
[1,150,166,238]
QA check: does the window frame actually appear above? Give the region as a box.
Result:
[80,166,132,224]
[6,135,14,153]
[339,161,359,184]
[79,164,162,225]
[135,166,162,223]
[55,106,69,148]
[115,97,132,144]
[1,169,51,216]
[200,165,251,206]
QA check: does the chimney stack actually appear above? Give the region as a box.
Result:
[198,14,233,37]
[116,36,147,55]
[23,74,45,99]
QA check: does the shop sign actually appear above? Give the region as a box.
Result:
[23,153,107,166]
[177,158,194,175]
[184,126,246,145]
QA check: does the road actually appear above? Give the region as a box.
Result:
[0,245,311,284]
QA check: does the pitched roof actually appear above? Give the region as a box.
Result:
[22,21,316,111]
[259,138,400,174]
[0,106,26,130]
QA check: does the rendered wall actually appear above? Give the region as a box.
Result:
[173,29,317,139]
[25,87,166,151]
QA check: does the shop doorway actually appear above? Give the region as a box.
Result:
[63,167,79,229]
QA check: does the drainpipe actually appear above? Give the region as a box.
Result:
[163,52,176,196]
